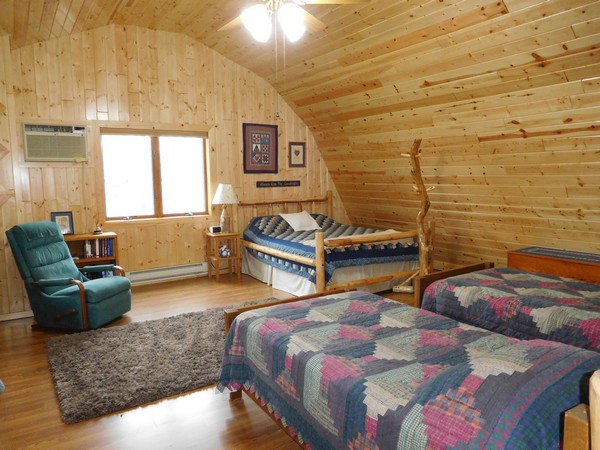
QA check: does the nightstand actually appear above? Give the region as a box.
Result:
[205,231,242,281]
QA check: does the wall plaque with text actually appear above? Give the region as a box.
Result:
[256,180,301,188]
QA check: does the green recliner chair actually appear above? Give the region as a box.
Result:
[6,221,132,330]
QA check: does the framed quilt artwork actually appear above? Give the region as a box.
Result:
[288,142,306,167]
[243,123,278,174]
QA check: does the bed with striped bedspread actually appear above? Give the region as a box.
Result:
[243,214,418,284]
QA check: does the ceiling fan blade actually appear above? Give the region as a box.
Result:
[218,15,243,32]
[301,9,327,32]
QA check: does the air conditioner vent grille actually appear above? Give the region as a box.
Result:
[23,124,87,162]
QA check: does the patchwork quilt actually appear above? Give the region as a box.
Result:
[243,214,418,283]
[421,268,600,352]
[218,291,600,449]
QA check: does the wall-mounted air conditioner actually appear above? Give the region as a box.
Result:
[23,124,87,162]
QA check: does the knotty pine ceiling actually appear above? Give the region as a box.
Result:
[1,0,599,265]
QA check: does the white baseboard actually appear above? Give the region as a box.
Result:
[129,263,208,285]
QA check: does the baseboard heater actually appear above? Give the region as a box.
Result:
[128,263,208,285]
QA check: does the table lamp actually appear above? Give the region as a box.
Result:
[211,183,239,233]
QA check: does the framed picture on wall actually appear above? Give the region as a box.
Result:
[51,211,74,235]
[243,123,278,174]
[289,142,306,167]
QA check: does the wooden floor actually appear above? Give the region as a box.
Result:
[0,274,412,450]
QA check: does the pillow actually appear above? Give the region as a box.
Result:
[279,211,321,232]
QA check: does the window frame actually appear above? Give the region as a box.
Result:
[100,128,209,221]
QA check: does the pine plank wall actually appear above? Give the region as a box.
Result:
[0,26,341,320]
[0,0,599,321]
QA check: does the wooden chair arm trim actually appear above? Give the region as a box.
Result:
[69,279,89,329]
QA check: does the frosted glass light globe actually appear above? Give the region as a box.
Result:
[278,3,306,42]
[241,4,272,43]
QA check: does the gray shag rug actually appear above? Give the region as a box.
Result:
[45,299,275,424]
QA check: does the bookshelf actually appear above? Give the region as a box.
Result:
[64,232,119,269]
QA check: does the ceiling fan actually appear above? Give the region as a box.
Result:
[218,0,368,43]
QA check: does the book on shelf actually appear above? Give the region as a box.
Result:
[83,238,114,258]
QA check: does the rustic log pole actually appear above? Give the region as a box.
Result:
[406,139,433,275]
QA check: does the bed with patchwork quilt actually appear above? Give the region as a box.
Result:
[421,267,600,352]
[218,290,600,449]
[242,213,420,295]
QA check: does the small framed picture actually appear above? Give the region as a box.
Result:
[51,211,74,235]
[289,142,306,167]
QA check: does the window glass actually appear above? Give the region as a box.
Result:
[100,132,207,219]
[101,134,154,218]
[159,136,206,215]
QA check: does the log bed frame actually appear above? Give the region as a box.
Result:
[223,249,600,449]
[238,140,433,293]
[238,190,424,293]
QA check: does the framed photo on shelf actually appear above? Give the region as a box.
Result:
[51,211,74,235]
[243,123,278,174]
[289,142,306,167]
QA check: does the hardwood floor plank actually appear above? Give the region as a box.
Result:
[0,274,411,449]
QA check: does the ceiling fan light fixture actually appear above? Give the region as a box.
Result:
[277,3,306,42]
[241,4,272,43]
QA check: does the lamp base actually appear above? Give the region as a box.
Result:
[220,206,231,233]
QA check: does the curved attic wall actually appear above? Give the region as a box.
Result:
[292,1,600,267]
[0,25,344,320]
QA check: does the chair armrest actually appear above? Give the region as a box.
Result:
[80,264,126,276]
[81,264,115,272]
[35,278,74,287]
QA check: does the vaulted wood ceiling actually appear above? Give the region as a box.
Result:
[5,1,596,126]
[1,0,599,265]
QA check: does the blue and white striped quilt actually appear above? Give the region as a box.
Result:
[243,214,419,283]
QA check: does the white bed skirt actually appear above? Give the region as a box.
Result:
[241,246,419,296]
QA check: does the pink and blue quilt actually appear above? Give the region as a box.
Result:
[218,291,600,449]
[422,268,600,352]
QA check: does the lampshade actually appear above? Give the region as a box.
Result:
[212,184,239,205]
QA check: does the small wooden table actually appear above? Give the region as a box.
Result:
[205,231,242,281]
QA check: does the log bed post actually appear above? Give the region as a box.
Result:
[315,231,326,292]
[591,370,599,448]
[403,139,434,276]
[326,190,333,218]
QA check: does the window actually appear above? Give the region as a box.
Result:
[100,130,208,219]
